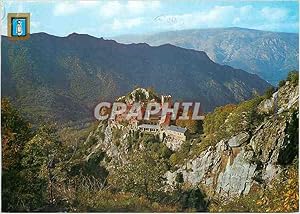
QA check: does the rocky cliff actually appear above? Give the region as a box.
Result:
[166,80,298,198]
[83,78,298,201]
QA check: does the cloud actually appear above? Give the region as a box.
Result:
[31,21,40,29]
[127,1,160,14]
[53,2,78,16]
[31,1,298,36]
[127,1,145,13]
[99,1,161,18]
[152,6,241,30]
[261,7,288,21]
[53,1,99,16]
[112,17,143,30]
[151,5,297,32]
[78,1,99,7]
[100,1,122,17]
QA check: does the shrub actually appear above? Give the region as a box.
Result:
[69,190,179,212]
[175,172,184,183]
[169,141,191,166]
[264,86,275,99]
[286,70,299,86]
[108,152,167,200]
[192,96,263,156]
[180,188,208,211]
[278,79,286,87]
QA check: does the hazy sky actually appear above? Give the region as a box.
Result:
[1,0,299,37]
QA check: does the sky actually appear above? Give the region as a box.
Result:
[1,0,299,38]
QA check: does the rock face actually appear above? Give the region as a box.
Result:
[165,137,257,197]
[216,148,256,197]
[228,132,249,147]
[85,121,128,165]
[166,82,298,198]
[258,81,299,114]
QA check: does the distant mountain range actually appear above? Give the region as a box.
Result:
[113,27,299,85]
[2,33,270,123]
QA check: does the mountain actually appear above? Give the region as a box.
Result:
[1,32,270,124]
[113,27,299,85]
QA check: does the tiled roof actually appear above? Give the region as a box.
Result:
[167,125,187,134]
[138,124,160,129]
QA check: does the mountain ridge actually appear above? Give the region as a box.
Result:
[2,32,270,124]
[113,27,299,85]
[114,27,298,39]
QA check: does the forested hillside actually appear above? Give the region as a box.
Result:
[2,33,270,124]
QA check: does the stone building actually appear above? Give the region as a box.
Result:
[138,124,160,133]
[165,125,187,141]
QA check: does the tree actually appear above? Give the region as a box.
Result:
[176,109,203,134]
[3,118,65,211]
[1,98,33,170]
[181,188,208,211]
[108,152,167,200]
[1,98,36,211]
[278,80,286,87]
[21,124,65,205]
[286,70,299,86]
[264,87,275,99]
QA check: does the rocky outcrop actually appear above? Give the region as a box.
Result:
[165,135,257,197]
[85,121,130,165]
[216,148,256,197]
[257,81,299,114]
[166,82,298,198]
[228,132,249,147]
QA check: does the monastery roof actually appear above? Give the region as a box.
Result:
[167,125,187,134]
[138,124,160,129]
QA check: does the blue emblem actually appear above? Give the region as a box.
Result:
[11,18,27,37]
